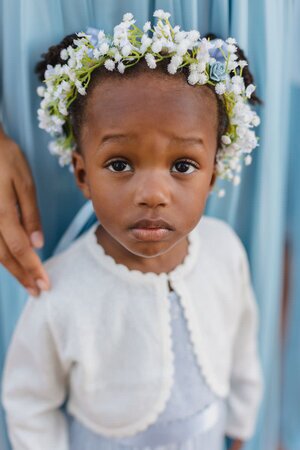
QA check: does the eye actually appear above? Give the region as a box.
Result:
[106,160,132,172]
[171,160,198,174]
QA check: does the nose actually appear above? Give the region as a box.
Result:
[133,170,171,209]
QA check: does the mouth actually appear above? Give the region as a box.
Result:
[129,219,174,242]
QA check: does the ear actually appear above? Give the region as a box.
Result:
[209,167,217,191]
[72,151,91,199]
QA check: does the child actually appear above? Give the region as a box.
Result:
[2,10,263,450]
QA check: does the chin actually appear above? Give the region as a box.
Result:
[126,241,174,259]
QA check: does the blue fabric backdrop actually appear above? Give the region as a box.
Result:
[280,2,300,450]
[0,1,295,449]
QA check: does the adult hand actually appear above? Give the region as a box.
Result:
[0,125,50,296]
[229,439,244,450]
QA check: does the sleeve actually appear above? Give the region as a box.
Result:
[1,296,70,450]
[224,244,264,440]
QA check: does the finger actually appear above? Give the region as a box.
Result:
[14,153,44,248]
[0,185,50,289]
[0,232,39,296]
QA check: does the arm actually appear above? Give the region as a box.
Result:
[0,124,50,296]
[225,244,264,442]
[2,296,69,450]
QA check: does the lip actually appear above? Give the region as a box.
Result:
[129,218,174,242]
[129,219,174,230]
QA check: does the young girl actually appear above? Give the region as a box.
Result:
[2,11,263,450]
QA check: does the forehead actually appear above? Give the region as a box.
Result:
[83,72,218,135]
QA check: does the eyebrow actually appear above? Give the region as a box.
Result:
[170,136,204,146]
[98,133,204,145]
[98,134,132,147]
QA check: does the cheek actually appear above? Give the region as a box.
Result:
[87,171,131,221]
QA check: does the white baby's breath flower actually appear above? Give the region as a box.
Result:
[176,40,189,55]
[61,80,71,92]
[227,44,237,53]
[151,40,163,53]
[143,21,151,32]
[93,49,101,58]
[244,155,252,165]
[252,115,261,127]
[153,9,171,20]
[75,80,86,95]
[141,34,152,47]
[175,31,186,43]
[187,30,200,42]
[214,39,224,49]
[113,50,122,62]
[196,61,206,72]
[236,126,246,137]
[239,60,248,69]
[215,82,226,95]
[37,86,45,97]
[221,135,231,145]
[218,189,226,198]
[245,84,256,98]
[121,44,132,57]
[229,53,238,62]
[145,53,156,69]
[188,72,200,85]
[58,102,68,116]
[226,37,237,45]
[170,55,182,67]
[198,73,208,84]
[227,60,239,71]
[97,30,105,41]
[60,49,68,60]
[140,35,152,53]
[167,63,177,74]
[67,57,76,68]
[231,82,243,95]
[104,59,115,71]
[117,62,125,73]
[99,42,109,55]
[123,12,134,22]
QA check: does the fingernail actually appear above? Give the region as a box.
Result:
[30,231,44,248]
[27,288,39,297]
[36,278,49,291]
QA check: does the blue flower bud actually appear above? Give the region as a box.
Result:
[210,61,227,82]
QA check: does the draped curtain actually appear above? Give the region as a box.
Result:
[0,1,297,449]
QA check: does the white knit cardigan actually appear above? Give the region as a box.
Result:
[2,216,263,450]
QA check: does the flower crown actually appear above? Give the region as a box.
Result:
[37,9,260,197]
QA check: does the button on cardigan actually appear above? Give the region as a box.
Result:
[2,216,263,450]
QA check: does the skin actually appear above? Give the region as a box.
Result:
[0,124,50,296]
[72,72,244,449]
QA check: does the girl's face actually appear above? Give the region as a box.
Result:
[73,72,218,271]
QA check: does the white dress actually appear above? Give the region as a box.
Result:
[68,290,227,450]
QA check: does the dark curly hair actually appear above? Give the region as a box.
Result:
[36,32,262,154]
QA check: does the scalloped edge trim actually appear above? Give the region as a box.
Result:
[67,283,176,438]
[85,222,200,285]
[172,282,229,398]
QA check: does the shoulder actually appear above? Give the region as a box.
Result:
[45,231,90,282]
[39,225,99,304]
[197,215,249,269]
[198,215,244,248]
